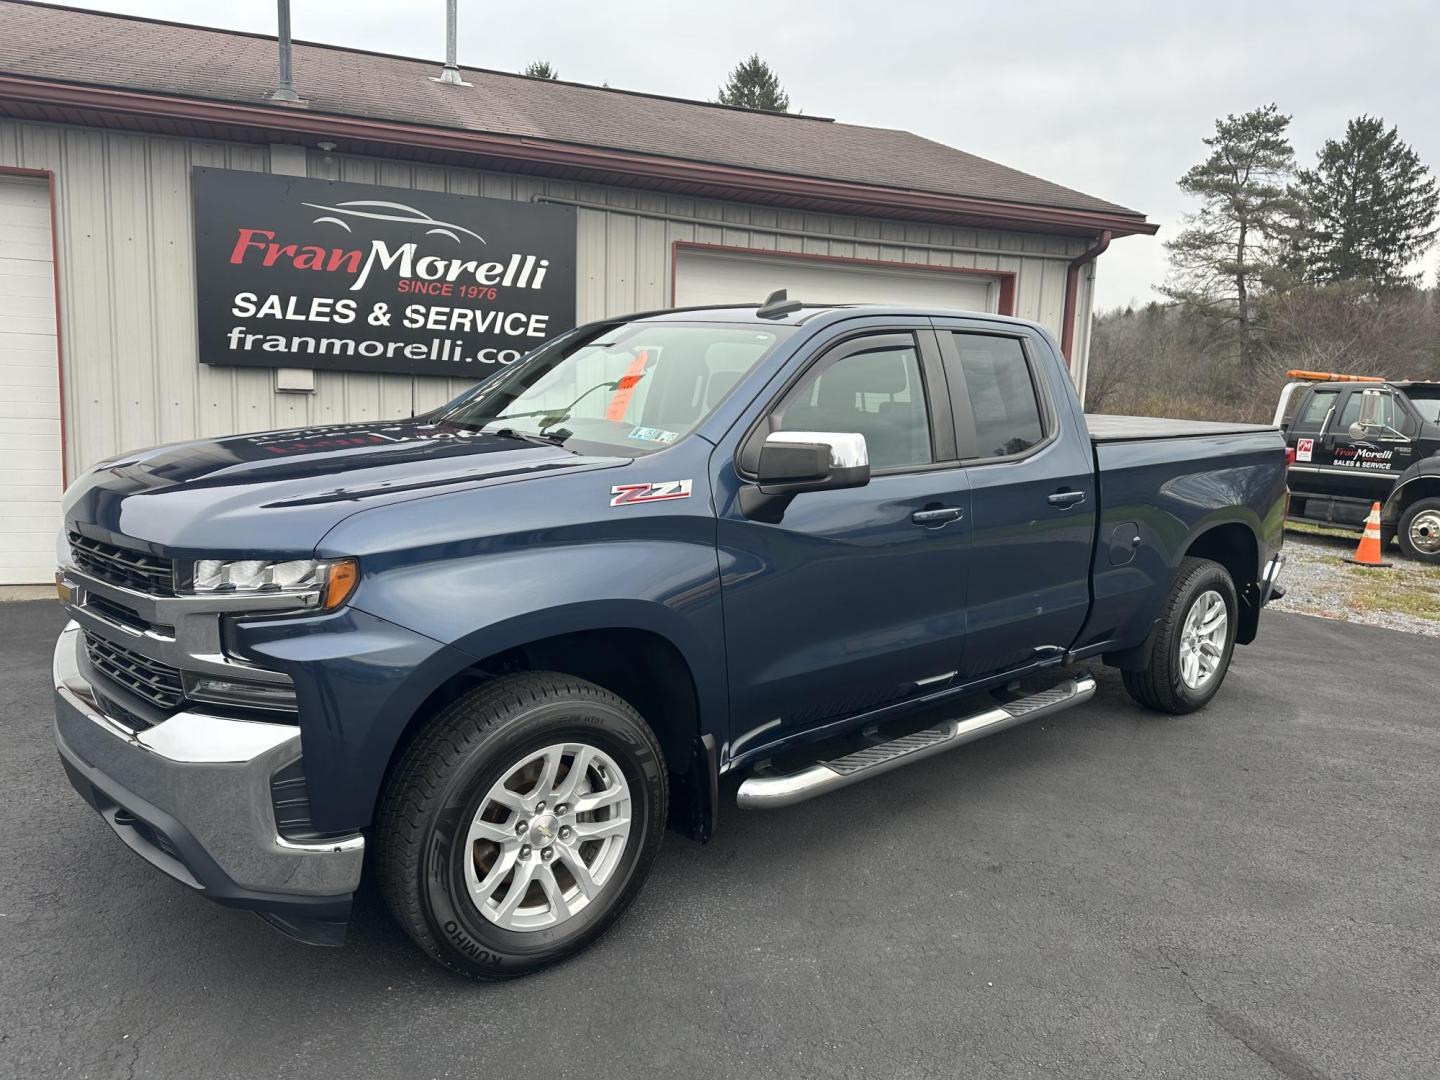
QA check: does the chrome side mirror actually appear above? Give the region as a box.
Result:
[1349,419,1408,442]
[740,431,870,522]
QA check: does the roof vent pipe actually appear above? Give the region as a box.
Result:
[435,0,465,84]
[269,0,299,101]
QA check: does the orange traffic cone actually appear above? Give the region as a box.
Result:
[1345,502,1392,567]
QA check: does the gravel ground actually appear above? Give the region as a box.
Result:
[1272,528,1440,637]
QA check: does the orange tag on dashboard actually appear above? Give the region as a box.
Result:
[604,350,649,421]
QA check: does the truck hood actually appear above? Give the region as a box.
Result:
[63,420,624,556]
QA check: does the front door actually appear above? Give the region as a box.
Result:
[1317,387,1418,501]
[715,326,972,758]
[933,322,1097,678]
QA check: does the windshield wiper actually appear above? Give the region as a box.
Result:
[484,427,574,450]
[539,376,645,433]
[488,374,644,431]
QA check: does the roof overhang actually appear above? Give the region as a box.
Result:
[0,74,1157,239]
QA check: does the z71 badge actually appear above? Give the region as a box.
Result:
[609,479,693,506]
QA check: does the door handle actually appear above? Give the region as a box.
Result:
[1047,489,1087,508]
[911,506,964,526]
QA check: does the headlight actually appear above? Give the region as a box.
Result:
[179,557,359,609]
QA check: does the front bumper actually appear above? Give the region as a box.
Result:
[53,623,364,945]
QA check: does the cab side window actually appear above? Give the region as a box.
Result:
[773,336,934,471]
[1294,388,1339,433]
[1338,391,1412,436]
[945,334,1045,459]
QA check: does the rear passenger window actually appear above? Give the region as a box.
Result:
[1294,389,1338,432]
[946,334,1045,459]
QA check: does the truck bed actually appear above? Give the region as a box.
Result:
[1085,414,1278,442]
[1078,415,1288,664]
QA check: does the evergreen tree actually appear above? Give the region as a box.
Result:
[716,55,790,113]
[521,60,558,80]
[1289,116,1439,289]
[1162,105,1296,368]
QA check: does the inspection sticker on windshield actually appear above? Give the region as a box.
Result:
[627,426,680,444]
[610,479,692,506]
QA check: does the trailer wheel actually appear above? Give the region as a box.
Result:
[375,672,667,979]
[1122,557,1238,715]
[1397,497,1440,564]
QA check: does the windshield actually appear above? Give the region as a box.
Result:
[441,321,792,455]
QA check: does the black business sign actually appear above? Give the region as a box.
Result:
[192,167,577,378]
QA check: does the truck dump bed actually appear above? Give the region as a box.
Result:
[1085,414,1278,442]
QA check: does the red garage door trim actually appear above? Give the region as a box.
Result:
[669,241,1016,316]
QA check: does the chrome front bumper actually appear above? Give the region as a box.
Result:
[53,623,363,943]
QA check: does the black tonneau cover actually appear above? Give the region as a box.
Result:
[1085,414,1278,442]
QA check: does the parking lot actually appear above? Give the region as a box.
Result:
[3,598,1437,1080]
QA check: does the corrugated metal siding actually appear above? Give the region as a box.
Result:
[0,119,1096,480]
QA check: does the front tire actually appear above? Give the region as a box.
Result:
[375,672,667,979]
[1122,557,1238,715]
[1397,497,1440,564]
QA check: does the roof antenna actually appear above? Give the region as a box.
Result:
[756,289,802,319]
[431,0,471,85]
[269,0,300,102]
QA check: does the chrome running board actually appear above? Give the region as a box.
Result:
[735,673,1097,810]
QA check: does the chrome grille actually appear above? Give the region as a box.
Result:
[83,632,186,712]
[69,532,173,595]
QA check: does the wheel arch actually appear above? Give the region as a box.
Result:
[1182,520,1262,644]
[1383,467,1440,529]
[378,611,720,840]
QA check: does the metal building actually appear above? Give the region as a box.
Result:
[0,1,1154,583]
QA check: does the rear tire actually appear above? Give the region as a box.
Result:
[1122,557,1238,715]
[1396,497,1440,564]
[375,672,667,979]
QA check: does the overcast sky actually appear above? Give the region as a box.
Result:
[38,0,1440,309]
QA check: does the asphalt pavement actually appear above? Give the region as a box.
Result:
[2,599,1437,1080]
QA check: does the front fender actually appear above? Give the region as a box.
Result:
[349,536,727,730]
[1382,454,1440,528]
[233,605,481,834]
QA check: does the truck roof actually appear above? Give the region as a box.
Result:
[629,303,1038,330]
[1287,376,1440,390]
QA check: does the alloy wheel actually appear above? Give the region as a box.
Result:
[462,742,632,932]
[1178,589,1228,690]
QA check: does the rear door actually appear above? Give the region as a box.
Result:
[932,321,1096,678]
[1287,385,1341,497]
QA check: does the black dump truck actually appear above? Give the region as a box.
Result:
[1276,371,1440,562]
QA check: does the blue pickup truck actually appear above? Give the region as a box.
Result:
[53,299,1287,977]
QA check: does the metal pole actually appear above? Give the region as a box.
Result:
[270,0,299,101]
[438,0,463,83]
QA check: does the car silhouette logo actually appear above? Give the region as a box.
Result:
[301,198,485,244]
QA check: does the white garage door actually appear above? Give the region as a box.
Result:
[674,247,998,312]
[0,176,62,586]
